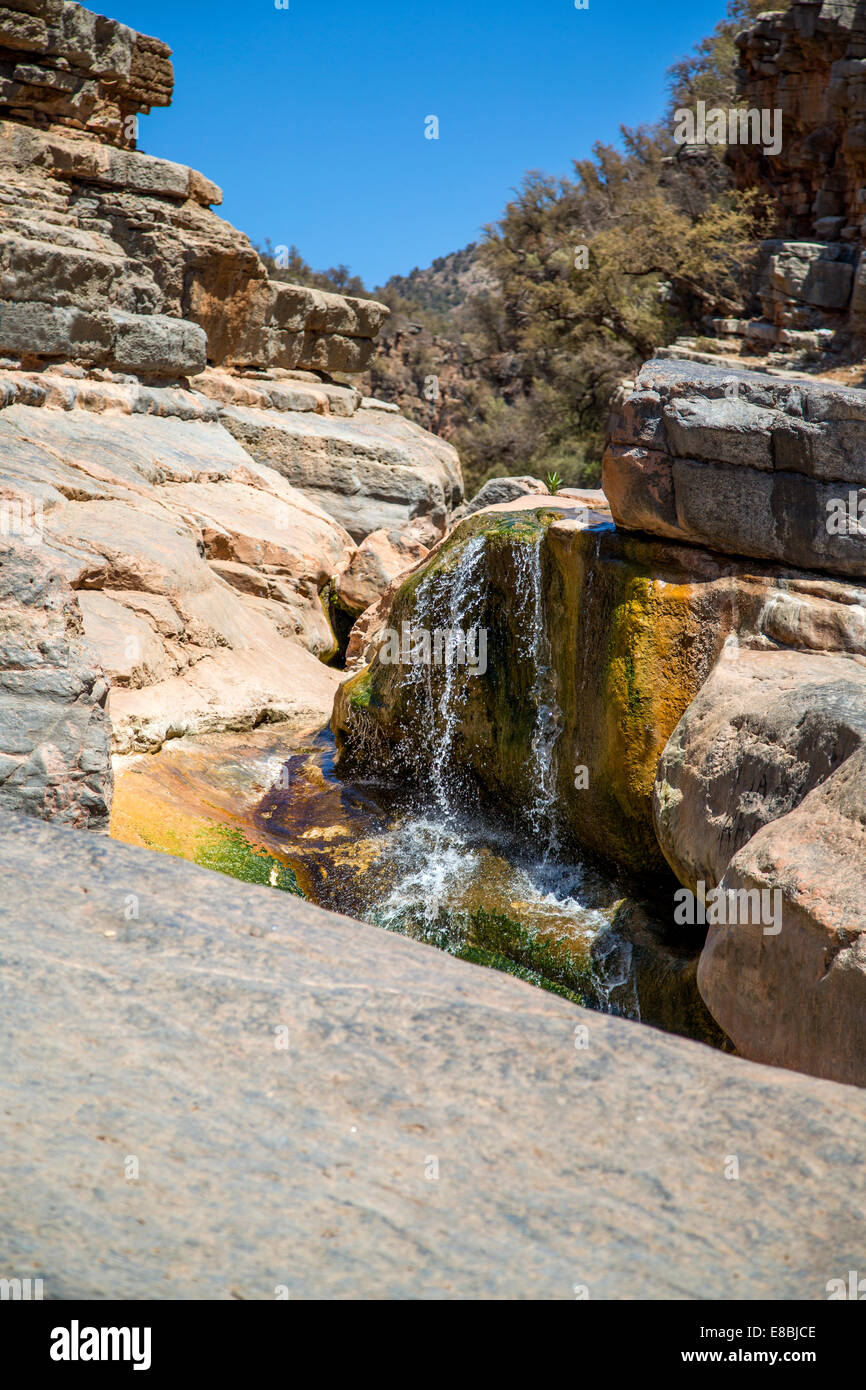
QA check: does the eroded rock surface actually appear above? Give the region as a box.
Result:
[0,2,389,379]
[653,647,866,1086]
[2,808,864,1299]
[0,531,110,826]
[604,358,866,577]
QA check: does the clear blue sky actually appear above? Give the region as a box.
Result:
[107,0,728,289]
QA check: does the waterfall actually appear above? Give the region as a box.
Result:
[401,532,488,817]
[514,532,563,857]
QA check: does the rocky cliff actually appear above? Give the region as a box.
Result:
[0,0,462,822]
[699,0,866,359]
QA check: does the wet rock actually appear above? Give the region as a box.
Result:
[335,496,866,877]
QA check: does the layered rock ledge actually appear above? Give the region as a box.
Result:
[0,2,389,378]
[604,358,866,577]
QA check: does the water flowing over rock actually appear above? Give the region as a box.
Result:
[0,0,462,764]
[335,495,866,877]
[335,361,866,1084]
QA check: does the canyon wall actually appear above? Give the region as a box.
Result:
[717,0,866,355]
[337,357,866,1086]
[0,0,461,826]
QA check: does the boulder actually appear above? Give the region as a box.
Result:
[335,526,429,617]
[463,475,549,515]
[653,646,866,1087]
[1,808,864,1298]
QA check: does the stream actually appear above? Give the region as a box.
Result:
[111,518,729,1048]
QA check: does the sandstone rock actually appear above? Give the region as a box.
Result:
[0,531,110,827]
[220,402,463,541]
[335,526,429,617]
[652,646,866,1087]
[335,492,866,877]
[654,647,866,892]
[107,310,207,378]
[2,808,864,1298]
[0,384,357,750]
[604,359,866,578]
[701,742,866,1087]
[463,475,549,515]
[0,2,389,381]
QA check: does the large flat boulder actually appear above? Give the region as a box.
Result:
[2,809,864,1299]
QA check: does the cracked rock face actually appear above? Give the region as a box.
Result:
[604,358,866,578]
[0,530,110,828]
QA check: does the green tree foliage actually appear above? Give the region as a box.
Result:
[258,240,367,298]
[259,2,783,497]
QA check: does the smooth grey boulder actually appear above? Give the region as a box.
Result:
[654,647,866,1087]
[655,646,866,892]
[2,810,865,1300]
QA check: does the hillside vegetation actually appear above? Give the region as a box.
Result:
[261,0,790,497]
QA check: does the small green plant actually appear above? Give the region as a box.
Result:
[546,470,563,495]
[195,826,304,896]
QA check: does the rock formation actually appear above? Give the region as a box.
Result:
[336,356,866,1085]
[0,1,388,377]
[0,0,462,812]
[3,806,865,1298]
[696,0,866,359]
[603,357,866,578]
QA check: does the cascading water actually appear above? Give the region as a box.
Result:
[402,532,489,816]
[514,531,563,857]
[369,522,611,990]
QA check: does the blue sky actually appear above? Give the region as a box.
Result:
[107,0,729,288]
